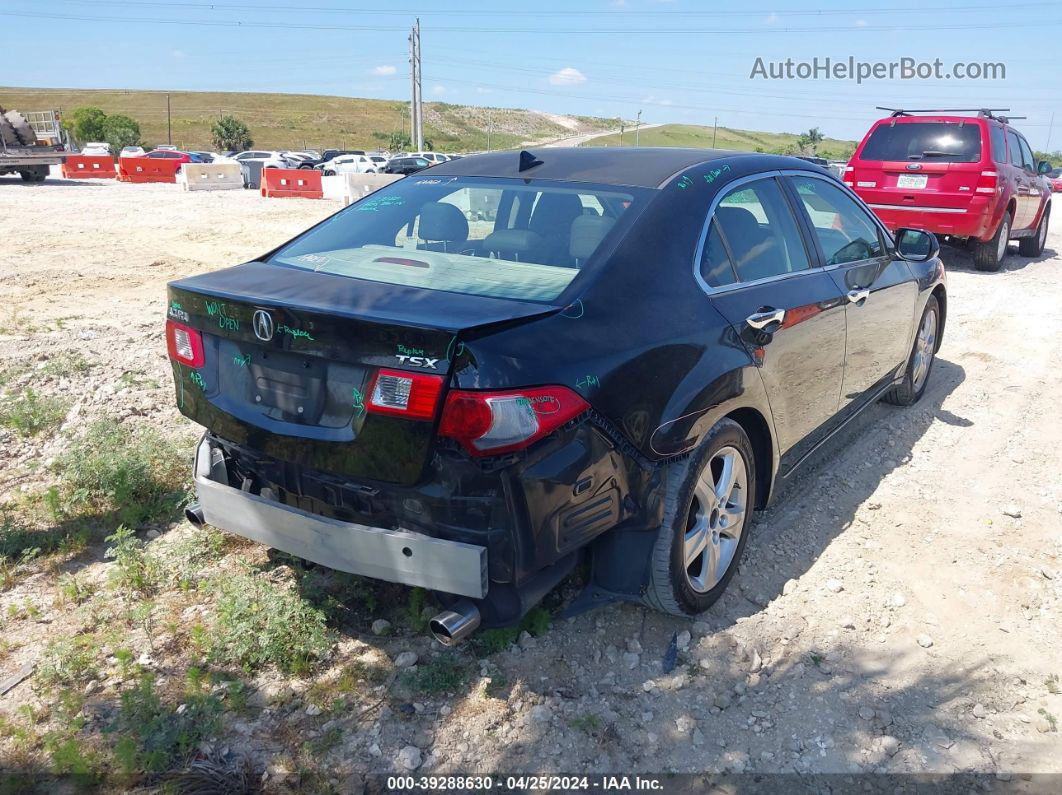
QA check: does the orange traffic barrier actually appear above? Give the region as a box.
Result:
[117,157,181,183]
[61,155,117,179]
[261,167,323,199]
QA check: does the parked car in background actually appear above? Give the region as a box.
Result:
[368,155,389,170]
[145,149,192,164]
[1046,168,1062,193]
[403,151,448,164]
[166,148,946,644]
[231,150,289,170]
[383,156,431,175]
[119,145,145,158]
[847,108,1051,271]
[191,151,216,163]
[317,153,379,175]
[80,142,111,156]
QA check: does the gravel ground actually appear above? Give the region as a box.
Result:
[1,173,1060,786]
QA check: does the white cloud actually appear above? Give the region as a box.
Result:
[371,64,397,76]
[764,12,779,25]
[475,86,493,94]
[431,84,448,94]
[642,95,672,106]
[854,18,868,27]
[548,67,587,86]
[171,49,186,58]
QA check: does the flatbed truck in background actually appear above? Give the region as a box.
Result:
[0,108,70,182]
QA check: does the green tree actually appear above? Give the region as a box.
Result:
[65,106,107,144]
[796,127,825,155]
[101,114,141,151]
[210,115,253,152]
[387,131,412,151]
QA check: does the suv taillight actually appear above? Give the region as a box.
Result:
[366,369,444,420]
[976,170,999,195]
[438,386,589,456]
[165,319,205,368]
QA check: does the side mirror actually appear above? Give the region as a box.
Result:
[895,228,940,262]
[1038,160,1053,175]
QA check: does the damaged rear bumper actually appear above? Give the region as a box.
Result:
[192,437,488,598]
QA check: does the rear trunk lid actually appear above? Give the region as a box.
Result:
[167,261,559,484]
[848,118,988,212]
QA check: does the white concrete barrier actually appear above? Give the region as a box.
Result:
[182,162,243,191]
[343,173,403,206]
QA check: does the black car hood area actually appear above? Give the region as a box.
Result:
[169,260,561,332]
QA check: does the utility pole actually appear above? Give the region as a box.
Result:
[1047,111,1056,154]
[635,109,642,146]
[712,116,718,148]
[408,18,423,151]
[166,93,172,145]
[486,108,493,152]
[619,124,624,146]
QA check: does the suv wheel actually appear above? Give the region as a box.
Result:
[974,212,1010,272]
[643,418,755,617]
[884,295,939,406]
[1018,207,1049,257]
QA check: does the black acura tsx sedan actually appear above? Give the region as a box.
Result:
[166,147,946,644]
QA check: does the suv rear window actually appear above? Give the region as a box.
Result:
[860,122,982,163]
[270,177,643,302]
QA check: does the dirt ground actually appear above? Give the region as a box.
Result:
[1,172,1061,788]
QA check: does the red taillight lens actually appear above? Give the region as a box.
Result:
[366,369,444,420]
[166,319,205,368]
[438,386,589,456]
[975,170,999,195]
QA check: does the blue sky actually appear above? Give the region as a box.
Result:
[3,0,1060,148]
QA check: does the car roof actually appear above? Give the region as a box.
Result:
[426,147,810,188]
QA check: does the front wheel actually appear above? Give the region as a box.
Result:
[884,294,940,406]
[642,418,756,617]
[1018,207,1049,257]
[974,212,1010,272]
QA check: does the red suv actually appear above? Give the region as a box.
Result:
[846,109,1052,271]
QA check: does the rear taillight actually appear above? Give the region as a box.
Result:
[166,319,205,368]
[438,386,589,456]
[976,170,999,195]
[366,369,443,420]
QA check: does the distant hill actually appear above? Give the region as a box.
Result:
[0,87,621,152]
[582,123,857,160]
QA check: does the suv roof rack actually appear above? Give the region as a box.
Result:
[875,106,1020,124]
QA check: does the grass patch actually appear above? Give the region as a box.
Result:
[55,418,188,527]
[398,655,471,695]
[36,635,98,688]
[470,606,552,656]
[41,351,92,378]
[569,714,604,735]
[207,573,332,674]
[0,389,69,436]
[1039,707,1058,732]
[105,525,161,594]
[168,526,226,590]
[1046,674,1060,695]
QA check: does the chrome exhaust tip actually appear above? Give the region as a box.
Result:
[429,600,481,646]
[184,502,205,527]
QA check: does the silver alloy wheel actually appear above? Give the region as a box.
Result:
[684,446,747,593]
[911,306,937,391]
[997,218,1010,262]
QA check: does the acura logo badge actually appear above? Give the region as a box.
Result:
[252,309,275,341]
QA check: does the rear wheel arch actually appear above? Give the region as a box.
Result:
[724,407,774,509]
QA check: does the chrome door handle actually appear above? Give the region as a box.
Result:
[847,289,870,304]
[746,308,785,330]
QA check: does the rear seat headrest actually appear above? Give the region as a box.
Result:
[569,214,616,262]
[418,201,469,243]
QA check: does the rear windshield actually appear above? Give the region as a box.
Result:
[860,122,983,163]
[269,176,643,302]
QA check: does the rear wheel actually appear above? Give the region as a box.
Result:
[642,418,755,617]
[884,295,939,406]
[974,212,1011,272]
[18,167,46,183]
[1018,207,1049,257]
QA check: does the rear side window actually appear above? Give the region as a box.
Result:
[860,122,982,163]
[1018,136,1035,171]
[1007,131,1025,168]
[790,176,884,265]
[271,177,643,302]
[702,177,810,286]
[989,125,1008,164]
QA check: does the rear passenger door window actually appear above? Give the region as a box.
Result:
[1007,131,1024,169]
[990,125,1008,164]
[700,177,810,287]
[789,176,884,265]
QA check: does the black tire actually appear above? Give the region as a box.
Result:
[324,169,335,176]
[4,110,36,145]
[1018,207,1049,257]
[642,418,756,617]
[973,212,1011,272]
[884,295,940,407]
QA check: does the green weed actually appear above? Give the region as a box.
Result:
[0,389,68,436]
